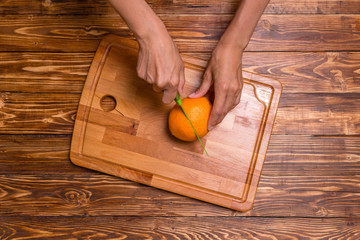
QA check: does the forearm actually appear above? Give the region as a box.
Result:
[108,0,185,104]
[219,0,269,51]
[108,0,168,42]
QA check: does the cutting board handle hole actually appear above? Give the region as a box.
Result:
[100,95,117,112]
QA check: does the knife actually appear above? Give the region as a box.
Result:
[175,92,209,156]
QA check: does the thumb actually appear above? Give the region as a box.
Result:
[189,71,212,98]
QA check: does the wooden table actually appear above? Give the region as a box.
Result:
[1,0,359,238]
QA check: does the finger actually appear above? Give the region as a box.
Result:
[232,75,243,109]
[178,65,185,95]
[162,69,180,104]
[225,81,242,111]
[222,91,237,118]
[233,91,242,109]
[153,84,162,93]
[207,88,226,131]
[213,85,237,129]
[189,70,212,98]
[162,86,178,104]
[144,59,156,85]
[136,50,148,80]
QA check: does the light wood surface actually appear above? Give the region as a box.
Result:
[70,35,281,211]
[1,0,359,238]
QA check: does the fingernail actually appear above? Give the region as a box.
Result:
[208,125,213,131]
[189,92,196,98]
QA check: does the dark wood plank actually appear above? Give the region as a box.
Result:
[0,0,358,237]
[247,14,360,52]
[1,216,359,239]
[266,135,360,176]
[0,92,80,134]
[274,93,360,135]
[259,174,360,192]
[204,52,360,94]
[0,135,88,174]
[0,174,358,217]
[0,216,359,239]
[0,52,91,93]
[0,15,359,52]
[1,135,359,176]
[264,0,360,14]
[1,92,359,135]
[1,52,360,93]
[0,0,41,15]
[2,0,360,15]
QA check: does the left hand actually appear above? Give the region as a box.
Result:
[189,42,243,131]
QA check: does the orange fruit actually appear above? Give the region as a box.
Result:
[168,97,212,141]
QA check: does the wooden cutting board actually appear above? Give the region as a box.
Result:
[70,34,282,211]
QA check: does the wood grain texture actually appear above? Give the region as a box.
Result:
[69,35,282,212]
[0,52,92,93]
[0,216,358,240]
[274,93,360,135]
[0,135,88,174]
[265,135,360,176]
[1,52,359,93]
[226,52,360,94]
[1,0,359,236]
[0,15,359,52]
[0,92,80,134]
[0,174,358,217]
[2,0,360,15]
[2,92,359,135]
[1,135,359,177]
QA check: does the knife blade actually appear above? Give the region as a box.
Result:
[175,92,209,156]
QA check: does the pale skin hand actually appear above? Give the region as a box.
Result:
[190,0,270,130]
[109,0,269,129]
[136,30,185,104]
[108,0,185,104]
[189,41,244,130]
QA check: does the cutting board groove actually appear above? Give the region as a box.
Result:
[70,34,282,211]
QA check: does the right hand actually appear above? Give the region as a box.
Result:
[136,33,185,104]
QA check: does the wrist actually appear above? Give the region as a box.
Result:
[132,17,170,46]
[218,25,249,52]
[214,35,244,62]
